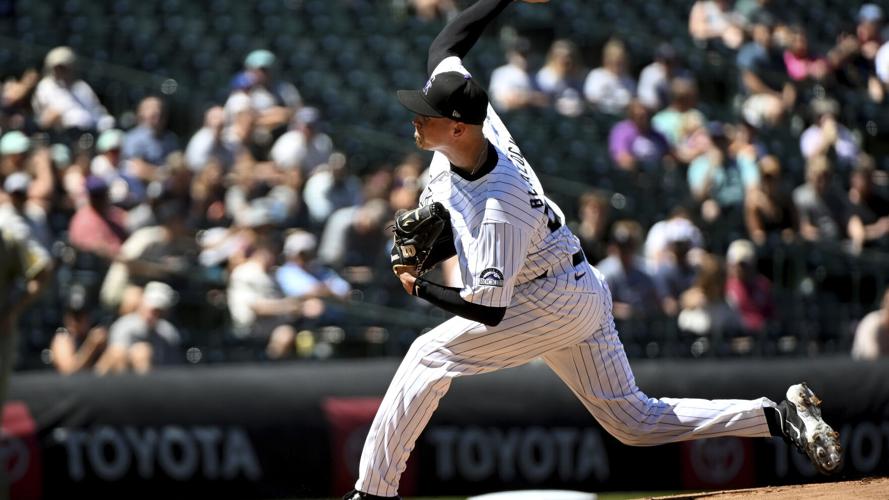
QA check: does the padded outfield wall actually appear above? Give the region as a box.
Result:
[5,358,888,499]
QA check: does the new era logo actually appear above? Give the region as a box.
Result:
[452,110,461,118]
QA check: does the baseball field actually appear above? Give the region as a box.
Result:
[646,476,889,499]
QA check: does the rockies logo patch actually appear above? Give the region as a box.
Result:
[423,75,435,95]
[479,268,504,287]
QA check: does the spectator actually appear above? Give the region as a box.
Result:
[596,220,663,322]
[226,243,300,360]
[488,37,547,112]
[0,131,31,183]
[49,287,108,374]
[652,78,710,163]
[678,253,744,346]
[190,158,229,229]
[852,288,889,360]
[568,191,612,266]
[829,3,884,101]
[99,201,195,314]
[91,128,146,211]
[68,176,129,259]
[0,172,52,251]
[1,68,39,131]
[276,230,351,325]
[0,131,56,209]
[122,96,179,182]
[31,46,114,132]
[535,39,584,116]
[95,281,181,374]
[270,106,334,174]
[303,152,363,227]
[799,97,860,172]
[278,230,350,298]
[227,49,301,134]
[161,152,194,210]
[583,38,636,115]
[222,93,259,162]
[652,233,699,318]
[318,199,391,281]
[687,122,760,220]
[736,13,796,128]
[185,106,235,172]
[725,238,774,335]
[846,156,889,253]
[783,25,831,83]
[608,99,671,172]
[733,0,775,27]
[688,0,745,51]
[744,155,798,246]
[793,155,847,243]
[406,0,458,21]
[644,206,704,270]
[637,43,688,111]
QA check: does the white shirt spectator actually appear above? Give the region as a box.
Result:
[637,62,670,110]
[227,259,283,333]
[270,130,333,173]
[32,76,113,130]
[302,167,363,225]
[800,123,859,167]
[185,106,234,171]
[644,216,704,268]
[583,68,636,115]
[489,63,534,111]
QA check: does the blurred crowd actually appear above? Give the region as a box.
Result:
[1,0,889,376]
[486,1,889,356]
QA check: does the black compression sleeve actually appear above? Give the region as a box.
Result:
[414,278,507,326]
[427,0,514,75]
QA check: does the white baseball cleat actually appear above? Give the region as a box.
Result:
[778,382,843,475]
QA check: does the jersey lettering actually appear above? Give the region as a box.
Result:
[507,138,545,210]
[544,201,562,233]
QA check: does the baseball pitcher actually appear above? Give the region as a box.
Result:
[345,1,842,498]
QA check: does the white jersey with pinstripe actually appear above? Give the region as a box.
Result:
[419,57,580,308]
[354,56,778,498]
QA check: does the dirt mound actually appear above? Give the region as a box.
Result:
[645,476,889,499]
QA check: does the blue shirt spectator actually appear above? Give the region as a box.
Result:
[122,97,179,181]
[688,123,760,208]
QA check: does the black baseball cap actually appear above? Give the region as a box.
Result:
[397,71,488,125]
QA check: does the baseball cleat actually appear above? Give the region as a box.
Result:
[778,382,843,475]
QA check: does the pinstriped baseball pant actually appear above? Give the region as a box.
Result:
[355,264,775,497]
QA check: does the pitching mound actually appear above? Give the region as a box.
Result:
[646,476,889,499]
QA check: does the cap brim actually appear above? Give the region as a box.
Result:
[397,90,444,118]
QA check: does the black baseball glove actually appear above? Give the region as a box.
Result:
[390,202,454,275]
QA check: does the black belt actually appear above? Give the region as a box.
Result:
[535,251,585,280]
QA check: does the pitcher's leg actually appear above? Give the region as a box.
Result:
[542,293,774,446]
[355,317,473,497]
[355,279,600,496]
